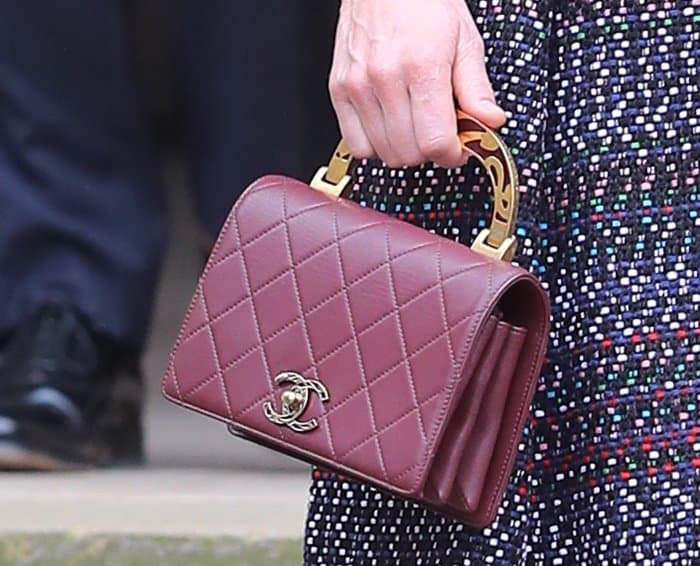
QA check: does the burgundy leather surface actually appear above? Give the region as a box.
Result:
[452,324,527,512]
[427,315,506,503]
[162,175,550,528]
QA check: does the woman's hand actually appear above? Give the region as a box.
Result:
[329,0,505,169]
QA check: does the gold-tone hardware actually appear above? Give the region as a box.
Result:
[310,140,353,198]
[310,166,352,198]
[263,371,329,433]
[471,230,518,261]
[310,110,520,262]
[456,110,519,257]
[325,139,352,184]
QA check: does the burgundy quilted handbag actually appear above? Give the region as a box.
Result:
[162,111,550,528]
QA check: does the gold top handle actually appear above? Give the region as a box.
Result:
[310,109,520,261]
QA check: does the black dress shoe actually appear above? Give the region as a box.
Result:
[0,303,143,470]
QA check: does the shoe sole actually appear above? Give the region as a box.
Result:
[0,441,88,471]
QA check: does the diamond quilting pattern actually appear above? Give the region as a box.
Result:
[164,176,519,494]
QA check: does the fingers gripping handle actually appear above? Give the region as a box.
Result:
[310,110,520,262]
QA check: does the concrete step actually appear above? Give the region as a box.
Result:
[0,534,302,565]
[0,468,310,539]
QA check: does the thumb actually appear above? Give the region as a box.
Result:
[452,34,506,129]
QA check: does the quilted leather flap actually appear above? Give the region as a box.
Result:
[163,175,534,495]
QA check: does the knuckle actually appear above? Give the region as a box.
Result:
[344,69,369,97]
[329,69,368,100]
[328,73,343,95]
[366,59,399,86]
[467,34,486,56]
[459,17,486,53]
[328,80,345,104]
[404,53,435,77]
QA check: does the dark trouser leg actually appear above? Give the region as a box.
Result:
[0,1,165,349]
[170,0,304,235]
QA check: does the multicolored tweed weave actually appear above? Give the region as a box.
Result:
[304,1,700,564]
